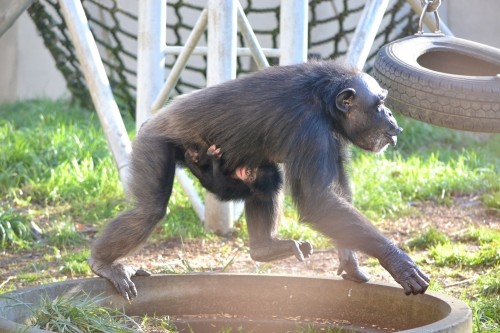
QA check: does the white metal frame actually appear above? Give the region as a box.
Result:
[204,0,238,234]
[346,0,391,70]
[59,0,132,191]
[136,0,166,131]
[138,0,308,234]
[0,0,35,37]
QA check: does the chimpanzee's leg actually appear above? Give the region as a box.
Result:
[89,135,177,301]
[245,190,313,262]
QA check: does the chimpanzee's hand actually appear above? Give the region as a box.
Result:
[336,248,370,283]
[207,145,222,159]
[89,258,151,301]
[379,244,430,295]
[185,148,199,163]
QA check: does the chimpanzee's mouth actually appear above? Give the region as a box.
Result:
[385,134,398,146]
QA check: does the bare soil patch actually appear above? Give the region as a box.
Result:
[124,195,498,291]
[1,196,498,294]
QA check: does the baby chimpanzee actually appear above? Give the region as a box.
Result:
[184,144,282,201]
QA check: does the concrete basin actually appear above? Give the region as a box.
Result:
[0,274,471,332]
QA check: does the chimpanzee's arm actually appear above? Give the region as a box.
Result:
[184,154,215,190]
[184,145,230,193]
[287,134,429,295]
[334,153,370,283]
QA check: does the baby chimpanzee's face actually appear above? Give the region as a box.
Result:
[233,166,257,183]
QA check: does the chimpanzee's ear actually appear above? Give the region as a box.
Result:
[335,88,356,113]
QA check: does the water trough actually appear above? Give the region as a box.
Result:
[0,274,471,332]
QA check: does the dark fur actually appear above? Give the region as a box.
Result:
[183,145,283,201]
[89,61,429,300]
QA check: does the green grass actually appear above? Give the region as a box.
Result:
[350,115,499,220]
[407,226,499,272]
[0,208,33,249]
[162,188,207,240]
[429,243,497,268]
[291,115,498,228]
[28,292,139,332]
[47,219,85,247]
[1,100,498,246]
[60,249,92,276]
[407,226,500,332]
[1,99,499,333]
[405,227,449,250]
[0,100,126,221]
[429,227,500,268]
[467,266,500,333]
[17,287,355,333]
[26,292,360,333]
[25,291,356,333]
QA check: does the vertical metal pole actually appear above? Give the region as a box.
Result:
[345,0,390,70]
[276,0,308,225]
[136,0,166,130]
[279,0,308,65]
[59,0,131,190]
[152,8,208,112]
[207,0,237,85]
[205,0,237,234]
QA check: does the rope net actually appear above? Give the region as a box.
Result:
[28,0,418,118]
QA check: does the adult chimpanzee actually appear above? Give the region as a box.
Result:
[89,61,430,301]
[183,144,283,201]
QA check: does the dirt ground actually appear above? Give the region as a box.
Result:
[123,195,498,291]
[1,195,498,295]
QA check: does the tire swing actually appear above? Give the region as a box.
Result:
[373,2,500,133]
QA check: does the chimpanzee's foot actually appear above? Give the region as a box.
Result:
[207,145,222,159]
[249,239,313,262]
[89,258,151,301]
[336,248,370,283]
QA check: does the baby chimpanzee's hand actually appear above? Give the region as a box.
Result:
[207,145,222,159]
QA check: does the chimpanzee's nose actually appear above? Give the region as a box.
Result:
[388,126,403,136]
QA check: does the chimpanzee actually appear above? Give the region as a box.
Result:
[183,144,283,201]
[89,60,429,300]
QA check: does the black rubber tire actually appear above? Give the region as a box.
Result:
[373,35,500,133]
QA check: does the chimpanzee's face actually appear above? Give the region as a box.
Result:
[339,73,403,152]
